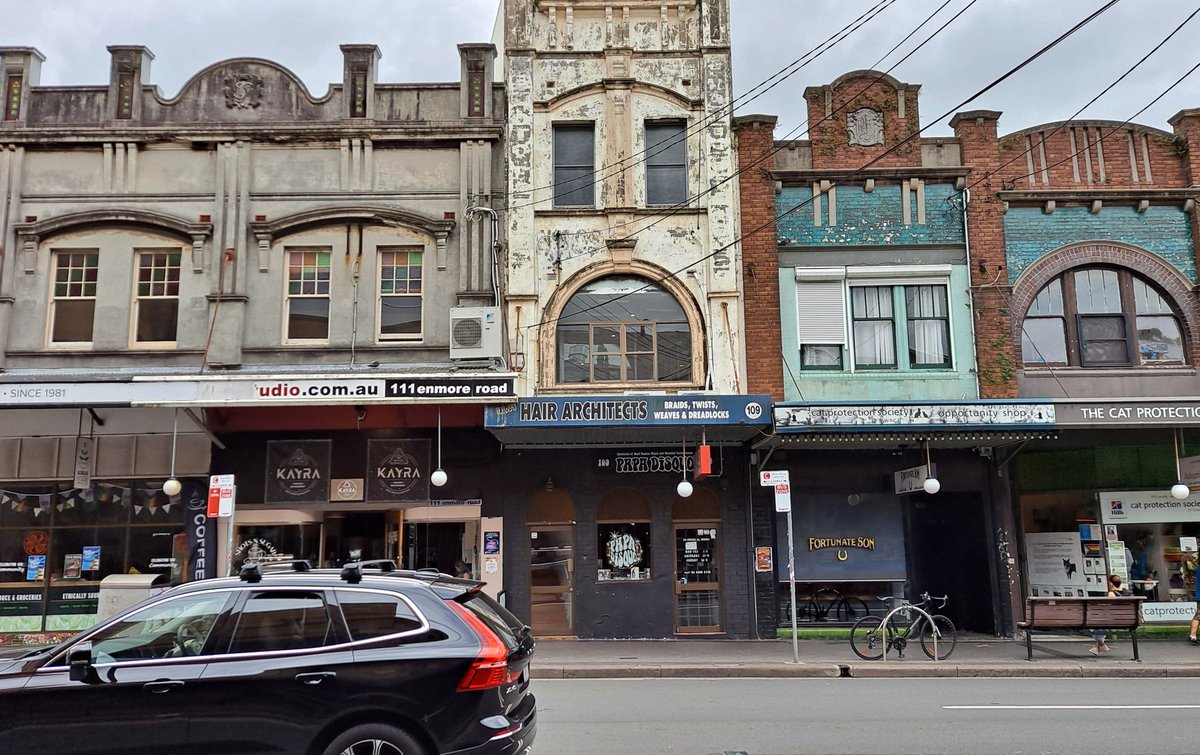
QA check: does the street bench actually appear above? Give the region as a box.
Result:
[1017,596,1145,661]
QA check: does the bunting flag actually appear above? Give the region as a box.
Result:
[2,484,128,516]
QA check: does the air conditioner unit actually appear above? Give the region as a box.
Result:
[449,306,504,360]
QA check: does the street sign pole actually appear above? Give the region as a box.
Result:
[760,470,799,664]
[785,503,798,664]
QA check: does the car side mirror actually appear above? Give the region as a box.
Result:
[67,642,94,683]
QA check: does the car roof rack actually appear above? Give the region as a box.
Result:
[260,559,313,573]
[239,562,263,583]
[339,559,398,584]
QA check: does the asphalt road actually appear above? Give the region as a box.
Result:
[533,677,1195,754]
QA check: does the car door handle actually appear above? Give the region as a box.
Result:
[295,672,336,686]
[144,680,185,694]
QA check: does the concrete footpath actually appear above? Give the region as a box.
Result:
[531,634,1200,679]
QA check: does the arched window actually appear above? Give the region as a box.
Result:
[556,275,692,383]
[1021,267,1185,367]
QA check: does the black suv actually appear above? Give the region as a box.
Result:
[0,561,536,755]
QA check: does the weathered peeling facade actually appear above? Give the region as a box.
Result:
[488,1,765,640]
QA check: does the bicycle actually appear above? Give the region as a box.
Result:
[849,592,957,661]
[805,586,872,623]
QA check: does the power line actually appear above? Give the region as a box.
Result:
[524,0,1122,334]
[498,0,899,216]
[550,0,977,263]
[953,4,1200,200]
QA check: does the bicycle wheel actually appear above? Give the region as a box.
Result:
[849,615,887,660]
[835,596,872,623]
[919,615,957,660]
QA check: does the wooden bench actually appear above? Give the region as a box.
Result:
[1017,596,1145,661]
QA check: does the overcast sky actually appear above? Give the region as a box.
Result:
[2,0,1196,138]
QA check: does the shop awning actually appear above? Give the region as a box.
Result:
[485,394,772,448]
[763,400,1058,450]
[0,363,518,408]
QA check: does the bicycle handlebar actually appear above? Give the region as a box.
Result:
[876,593,950,609]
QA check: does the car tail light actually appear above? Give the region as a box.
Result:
[449,601,516,691]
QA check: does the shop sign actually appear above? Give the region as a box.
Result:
[894,464,935,494]
[47,586,99,616]
[331,479,364,501]
[1099,490,1200,525]
[265,440,331,504]
[487,395,771,428]
[597,451,695,474]
[0,374,518,409]
[1142,601,1197,623]
[183,480,216,581]
[429,498,481,507]
[367,439,430,502]
[775,401,1054,430]
[0,589,42,616]
[775,492,905,581]
[1056,400,1200,427]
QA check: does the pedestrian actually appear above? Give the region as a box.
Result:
[1188,556,1200,646]
[1091,574,1126,655]
[454,560,471,579]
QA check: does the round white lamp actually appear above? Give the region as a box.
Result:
[676,480,693,498]
[162,478,182,497]
[1171,482,1190,500]
[430,468,448,487]
[923,476,941,495]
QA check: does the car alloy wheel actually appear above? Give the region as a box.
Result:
[339,740,407,755]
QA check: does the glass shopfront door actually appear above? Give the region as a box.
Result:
[674,524,721,633]
[529,526,574,636]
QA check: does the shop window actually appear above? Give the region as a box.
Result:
[285,248,331,341]
[133,249,181,345]
[378,247,423,340]
[228,591,336,653]
[596,489,651,582]
[1021,266,1185,367]
[556,276,693,384]
[795,270,953,372]
[337,590,424,640]
[553,124,595,207]
[49,250,99,345]
[645,122,687,206]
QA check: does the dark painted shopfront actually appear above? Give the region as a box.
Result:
[755,400,1057,639]
[485,395,771,639]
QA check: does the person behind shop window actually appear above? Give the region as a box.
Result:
[1091,575,1126,655]
[1129,533,1153,585]
[454,560,471,579]
[1188,555,1200,646]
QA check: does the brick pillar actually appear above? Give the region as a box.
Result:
[951,110,1017,399]
[733,114,784,400]
[1168,108,1200,287]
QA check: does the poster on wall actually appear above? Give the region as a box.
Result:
[1025,532,1088,597]
[366,439,430,502]
[265,440,332,504]
[755,547,773,573]
[81,546,101,571]
[775,493,906,581]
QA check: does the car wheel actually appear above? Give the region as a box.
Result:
[321,723,426,755]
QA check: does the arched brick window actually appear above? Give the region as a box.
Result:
[1021,266,1185,367]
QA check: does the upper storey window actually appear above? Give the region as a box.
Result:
[133,250,181,345]
[285,249,331,342]
[1022,267,1185,367]
[378,247,423,340]
[49,251,99,345]
[645,122,687,206]
[553,124,595,207]
[557,276,692,384]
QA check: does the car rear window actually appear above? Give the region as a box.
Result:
[456,591,524,652]
[336,590,424,640]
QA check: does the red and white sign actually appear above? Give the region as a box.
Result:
[208,474,236,518]
[774,482,792,513]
